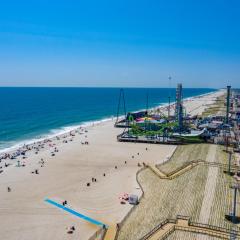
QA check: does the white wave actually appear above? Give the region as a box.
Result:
[0,89,220,155]
[0,116,115,154]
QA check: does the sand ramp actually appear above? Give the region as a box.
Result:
[104,225,117,240]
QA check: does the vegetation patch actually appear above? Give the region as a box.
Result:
[201,95,226,117]
[117,145,239,240]
[157,144,210,174]
[117,166,208,240]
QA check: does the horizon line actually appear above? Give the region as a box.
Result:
[0,86,219,89]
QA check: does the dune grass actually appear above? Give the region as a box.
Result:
[201,94,226,117]
[157,143,210,174]
[117,145,240,240]
[208,146,240,232]
[117,165,208,240]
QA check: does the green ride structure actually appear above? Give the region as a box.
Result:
[115,85,207,144]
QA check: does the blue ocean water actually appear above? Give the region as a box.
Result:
[0,87,216,151]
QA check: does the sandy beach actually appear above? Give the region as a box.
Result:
[0,90,224,240]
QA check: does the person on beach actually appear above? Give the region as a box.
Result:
[7,187,11,192]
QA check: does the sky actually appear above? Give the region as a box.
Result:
[0,0,239,88]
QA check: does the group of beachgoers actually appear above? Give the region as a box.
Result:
[66,225,76,234]
[1,119,150,238]
[0,95,198,174]
[2,130,149,195]
[0,126,90,195]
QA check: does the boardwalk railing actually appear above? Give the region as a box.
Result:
[160,226,176,240]
[176,214,190,221]
[139,219,176,240]
[139,216,240,240]
[117,133,181,145]
[88,227,107,240]
[153,159,239,180]
[175,225,228,239]
[189,221,239,236]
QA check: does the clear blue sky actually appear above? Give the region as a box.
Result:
[0,0,239,88]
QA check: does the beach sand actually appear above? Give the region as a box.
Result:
[0,90,224,240]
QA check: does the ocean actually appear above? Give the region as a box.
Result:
[0,87,216,152]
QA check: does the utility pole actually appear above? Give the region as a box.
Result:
[175,83,183,132]
[146,91,149,115]
[226,184,240,223]
[226,86,231,124]
[143,91,149,133]
[228,151,232,175]
[168,76,172,120]
[231,184,239,223]
[224,130,229,152]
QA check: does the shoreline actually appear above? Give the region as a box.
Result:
[0,89,220,156]
[0,89,225,240]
